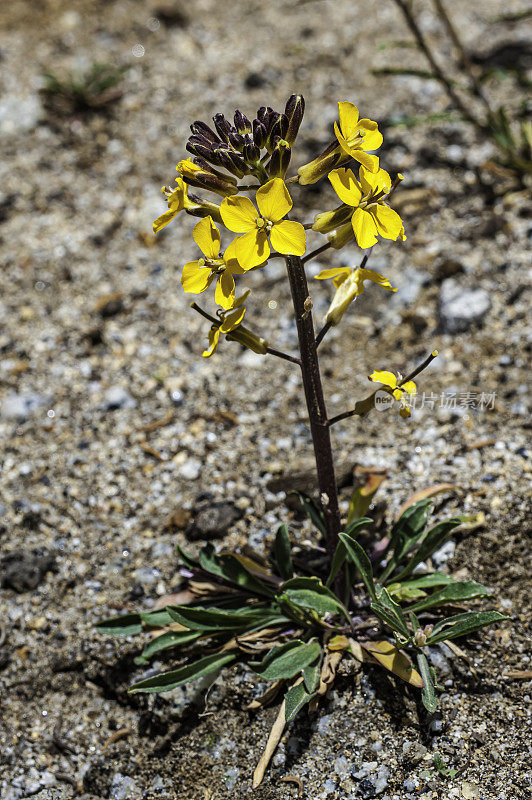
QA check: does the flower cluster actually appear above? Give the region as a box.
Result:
[153,94,408,366]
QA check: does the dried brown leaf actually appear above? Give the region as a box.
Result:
[252,700,286,789]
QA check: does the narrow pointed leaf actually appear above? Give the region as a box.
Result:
[417,652,438,712]
[280,577,348,619]
[347,472,386,524]
[396,483,458,519]
[292,491,326,535]
[274,524,293,581]
[391,517,464,583]
[167,604,273,632]
[327,518,373,588]
[285,682,317,722]
[371,586,410,638]
[339,531,377,602]
[96,613,142,636]
[408,581,492,613]
[380,499,433,582]
[426,611,506,644]
[253,639,321,681]
[135,630,201,664]
[302,657,322,693]
[198,544,274,597]
[129,651,235,693]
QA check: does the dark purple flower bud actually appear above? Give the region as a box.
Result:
[190,120,220,143]
[284,94,305,145]
[186,138,221,165]
[253,119,268,149]
[268,140,291,179]
[270,113,289,142]
[243,141,260,163]
[228,131,245,151]
[233,109,252,135]
[213,113,233,142]
[257,106,273,125]
[215,147,248,179]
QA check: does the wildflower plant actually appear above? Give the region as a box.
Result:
[99,95,505,787]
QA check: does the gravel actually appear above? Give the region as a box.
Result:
[0,0,530,798]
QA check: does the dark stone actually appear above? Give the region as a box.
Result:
[186,500,243,541]
[359,778,377,799]
[0,550,56,592]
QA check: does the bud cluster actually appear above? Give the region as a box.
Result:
[184,94,305,189]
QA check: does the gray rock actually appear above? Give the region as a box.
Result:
[431,539,456,568]
[0,93,40,137]
[186,500,243,541]
[1,392,48,420]
[101,386,136,410]
[0,550,55,592]
[109,774,141,800]
[439,279,491,333]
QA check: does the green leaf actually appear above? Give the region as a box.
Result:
[167,604,275,632]
[129,651,236,694]
[284,682,317,722]
[326,518,373,588]
[380,499,433,582]
[339,531,377,603]
[280,577,348,619]
[274,524,293,581]
[408,581,492,613]
[135,630,201,664]
[391,517,464,583]
[96,613,142,636]
[198,544,274,597]
[302,657,322,693]
[426,611,506,645]
[139,609,176,628]
[292,491,326,535]
[371,586,410,638]
[417,652,439,712]
[253,639,321,681]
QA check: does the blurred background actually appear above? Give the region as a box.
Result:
[0,1,530,798]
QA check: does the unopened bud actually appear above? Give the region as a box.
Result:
[178,159,238,197]
[252,119,268,149]
[269,113,289,143]
[257,106,273,126]
[215,147,248,179]
[227,324,268,354]
[186,137,220,164]
[268,140,292,178]
[284,94,305,145]
[297,141,349,185]
[243,140,260,163]
[213,113,233,143]
[190,120,220,143]
[312,204,352,234]
[327,221,354,249]
[228,131,245,152]
[234,109,252,135]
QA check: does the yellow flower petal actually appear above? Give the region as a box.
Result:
[352,207,378,249]
[202,326,220,358]
[220,195,258,233]
[256,178,292,223]
[351,150,380,173]
[232,229,270,268]
[269,220,306,257]
[181,261,214,294]
[221,305,246,333]
[153,208,179,234]
[392,388,403,401]
[372,205,405,242]
[215,272,236,310]
[233,289,250,309]
[357,268,397,293]
[401,380,417,397]
[222,238,246,273]
[359,165,391,197]
[314,267,351,281]
[337,101,360,136]
[369,370,398,390]
[329,168,363,207]
[357,119,383,152]
[399,404,411,418]
[192,216,221,259]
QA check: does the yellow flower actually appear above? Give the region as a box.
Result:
[315,265,397,325]
[178,158,238,198]
[202,292,268,358]
[328,166,406,250]
[334,101,382,173]
[181,216,245,310]
[153,175,196,234]
[220,178,306,268]
[369,370,417,418]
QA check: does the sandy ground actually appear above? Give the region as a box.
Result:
[0,1,531,798]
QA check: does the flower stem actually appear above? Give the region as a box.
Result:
[284,255,341,561]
